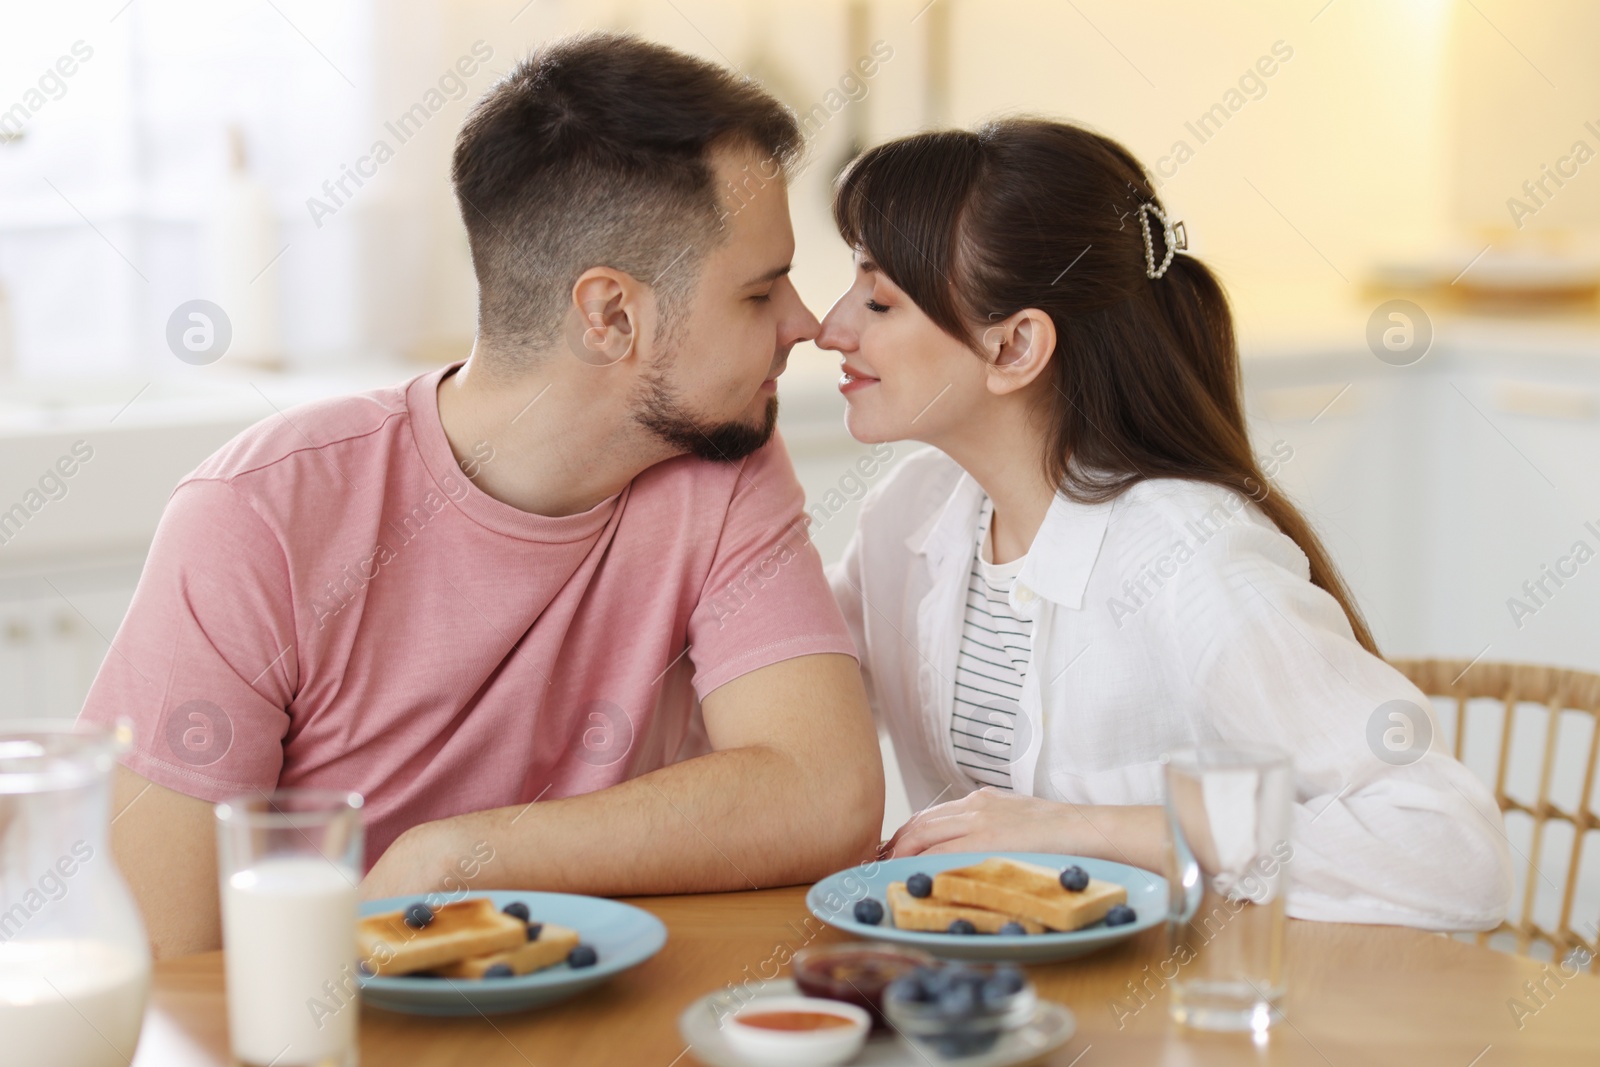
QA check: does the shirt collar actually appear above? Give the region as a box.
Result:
[1018,490,1116,610]
[906,469,984,566]
[908,468,1116,611]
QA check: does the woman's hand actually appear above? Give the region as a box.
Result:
[883,787,1167,873]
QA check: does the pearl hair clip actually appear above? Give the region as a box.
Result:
[1137,202,1188,279]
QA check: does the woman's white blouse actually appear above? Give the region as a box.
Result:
[828,447,1512,931]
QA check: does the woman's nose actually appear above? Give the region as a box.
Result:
[814,299,854,353]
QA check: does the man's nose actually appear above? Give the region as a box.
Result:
[787,297,821,345]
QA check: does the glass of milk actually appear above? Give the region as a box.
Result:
[215,789,364,1067]
[0,720,151,1067]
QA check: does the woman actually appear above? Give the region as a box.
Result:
[818,118,1510,929]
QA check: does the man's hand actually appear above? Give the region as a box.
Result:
[360,822,455,901]
[884,787,1166,873]
[360,823,504,902]
[107,767,223,958]
[363,653,885,898]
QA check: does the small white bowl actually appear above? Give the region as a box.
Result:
[721,995,870,1067]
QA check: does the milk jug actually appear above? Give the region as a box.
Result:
[0,721,150,1067]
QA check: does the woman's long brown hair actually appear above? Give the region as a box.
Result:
[832,117,1378,654]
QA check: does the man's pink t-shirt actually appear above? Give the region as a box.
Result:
[78,364,854,868]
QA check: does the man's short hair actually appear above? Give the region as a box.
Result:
[451,33,802,362]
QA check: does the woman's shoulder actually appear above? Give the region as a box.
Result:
[1104,476,1309,578]
[1115,475,1265,521]
[1096,477,1350,653]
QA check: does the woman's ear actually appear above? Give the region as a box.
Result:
[982,309,1056,396]
[566,268,638,367]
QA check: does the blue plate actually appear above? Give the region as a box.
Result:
[357,891,667,1016]
[807,852,1166,962]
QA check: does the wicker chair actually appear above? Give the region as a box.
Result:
[1390,657,1600,968]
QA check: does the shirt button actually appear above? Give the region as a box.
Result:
[1015,585,1037,605]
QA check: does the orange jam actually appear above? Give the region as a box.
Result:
[735,1010,858,1031]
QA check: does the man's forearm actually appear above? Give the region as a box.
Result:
[369,743,882,899]
[109,768,225,957]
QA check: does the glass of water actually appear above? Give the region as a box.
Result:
[216,789,364,1067]
[1162,745,1293,1033]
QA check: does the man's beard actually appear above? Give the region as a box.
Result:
[632,371,779,463]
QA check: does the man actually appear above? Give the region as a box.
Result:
[79,32,883,957]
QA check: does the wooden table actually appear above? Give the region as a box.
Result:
[136,886,1600,1067]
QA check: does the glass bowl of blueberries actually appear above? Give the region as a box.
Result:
[882,960,1035,1059]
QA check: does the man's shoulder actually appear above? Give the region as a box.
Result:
[188,380,414,488]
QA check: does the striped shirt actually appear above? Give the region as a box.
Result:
[949,497,1032,791]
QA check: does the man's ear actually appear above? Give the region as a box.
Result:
[567,268,638,367]
[982,309,1056,396]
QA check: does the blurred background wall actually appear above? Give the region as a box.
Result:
[0,0,1485,377]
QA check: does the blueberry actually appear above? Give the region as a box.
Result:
[906,872,934,898]
[943,965,981,987]
[947,918,977,935]
[1059,866,1090,892]
[403,902,434,929]
[911,965,944,995]
[567,944,599,968]
[854,897,885,925]
[526,922,543,942]
[886,976,927,1003]
[998,921,1027,936]
[937,982,977,1017]
[483,963,515,978]
[982,967,1026,1004]
[1104,904,1137,927]
[502,901,530,922]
